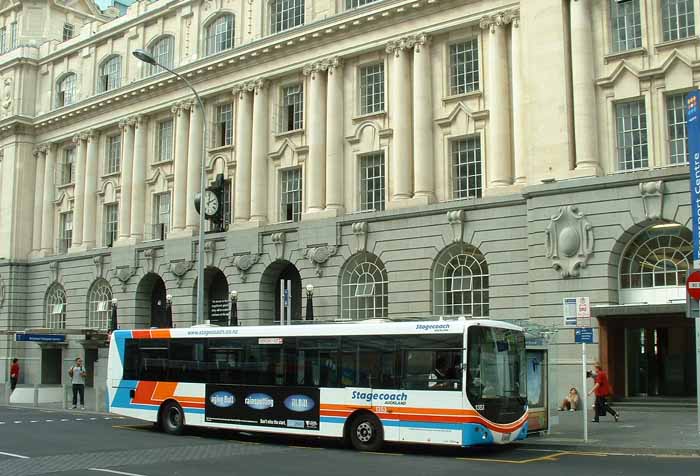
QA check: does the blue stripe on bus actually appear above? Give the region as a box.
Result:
[320,416,347,424]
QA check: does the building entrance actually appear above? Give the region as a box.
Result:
[260,260,302,324]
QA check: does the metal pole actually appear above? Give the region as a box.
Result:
[156,64,208,326]
[582,342,588,442]
[279,281,284,326]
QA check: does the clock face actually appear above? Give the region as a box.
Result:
[204,190,219,216]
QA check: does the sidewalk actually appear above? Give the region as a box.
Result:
[520,407,700,456]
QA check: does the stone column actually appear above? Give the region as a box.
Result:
[481,13,513,188]
[130,116,147,241]
[571,0,599,173]
[325,57,344,213]
[250,79,269,223]
[31,146,46,253]
[116,118,135,244]
[41,143,56,254]
[70,133,87,250]
[305,64,327,214]
[387,39,413,201]
[171,102,191,233]
[186,101,204,232]
[233,85,253,223]
[412,34,435,202]
[82,131,99,249]
[511,15,526,185]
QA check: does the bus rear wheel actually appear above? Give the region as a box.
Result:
[160,401,185,435]
[349,413,383,451]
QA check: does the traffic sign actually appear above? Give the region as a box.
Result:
[687,271,700,301]
[575,327,594,344]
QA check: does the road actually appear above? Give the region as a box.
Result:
[0,406,697,476]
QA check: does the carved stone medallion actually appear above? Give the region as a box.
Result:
[544,206,594,278]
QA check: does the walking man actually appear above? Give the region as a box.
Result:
[68,357,87,410]
[588,362,619,423]
[9,358,19,393]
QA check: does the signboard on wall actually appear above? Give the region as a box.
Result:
[686,90,700,263]
[209,299,229,325]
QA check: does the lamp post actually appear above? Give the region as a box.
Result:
[133,49,208,326]
[305,284,314,321]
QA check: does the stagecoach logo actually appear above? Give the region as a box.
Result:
[209,391,236,408]
[416,323,450,332]
[245,393,275,410]
[283,395,316,413]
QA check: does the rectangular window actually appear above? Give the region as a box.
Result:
[61,148,75,185]
[59,212,73,253]
[452,136,483,199]
[105,134,121,174]
[223,179,232,227]
[103,203,118,247]
[662,0,695,42]
[63,23,74,42]
[157,119,173,162]
[616,99,648,171]
[281,84,304,132]
[216,103,233,146]
[360,63,384,115]
[0,27,6,53]
[449,39,479,96]
[206,15,234,56]
[359,152,385,212]
[667,93,689,164]
[151,192,171,240]
[271,0,305,34]
[610,0,642,52]
[9,22,16,49]
[280,168,302,222]
[346,0,379,8]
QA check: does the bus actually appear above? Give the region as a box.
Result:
[107,319,528,450]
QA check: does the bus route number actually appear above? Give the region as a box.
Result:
[374,406,387,413]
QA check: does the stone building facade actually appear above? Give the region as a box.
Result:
[0,0,697,402]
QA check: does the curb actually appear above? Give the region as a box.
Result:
[516,441,700,457]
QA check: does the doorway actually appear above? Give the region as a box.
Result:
[135,273,168,329]
[260,261,302,324]
[203,267,229,326]
[84,348,98,387]
[41,348,62,385]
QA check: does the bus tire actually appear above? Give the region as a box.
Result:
[349,413,383,451]
[160,401,185,436]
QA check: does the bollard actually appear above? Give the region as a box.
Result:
[63,384,69,410]
[33,384,39,407]
[4,382,10,404]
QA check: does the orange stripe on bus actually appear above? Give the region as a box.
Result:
[151,382,178,401]
[150,329,172,339]
[320,404,479,416]
[132,330,152,339]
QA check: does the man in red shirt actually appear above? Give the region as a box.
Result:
[588,362,619,423]
[9,358,19,393]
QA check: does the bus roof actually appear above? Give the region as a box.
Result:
[114,319,523,340]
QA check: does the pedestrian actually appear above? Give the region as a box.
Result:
[588,362,619,423]
[9,358,19,393]
[68,357,87,410]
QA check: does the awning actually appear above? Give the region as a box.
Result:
[591,303,686,318]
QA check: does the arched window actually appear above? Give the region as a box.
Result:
[340,252,388,320]
[433,244,489,317]
[620,225,692,289]
[56,73,77,107]
[149,35,174,75]
[88,279,112,330]
[270,0,304,34]
[45,284,67,329]
[205,14,234,56]
[98,56,121,93]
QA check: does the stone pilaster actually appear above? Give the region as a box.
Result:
[412,33,435,203]
[31,146,46,254]
[386,38,413,201]
[171,102,191,233]
[233,84,253,224]
[70,132,87,250]
[481,12,514,188]
[130,116,147,241]
[250,79,269,224]
[511,14,526,185]
[40,143,56,254]
[115,118,135,245]
[325,57,344,213]
[304,62,327,215]
[186,101,204,232]
[82,131,99,249]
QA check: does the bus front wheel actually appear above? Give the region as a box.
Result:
[160,401,185,435]
[349,413,383,451]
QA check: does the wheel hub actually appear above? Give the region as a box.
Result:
[356,421,373,443]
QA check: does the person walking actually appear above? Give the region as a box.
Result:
[68,357,87,410]
[9,358,19,393]
[588,362,619,423]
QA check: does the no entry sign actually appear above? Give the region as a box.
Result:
[687,270,700,301]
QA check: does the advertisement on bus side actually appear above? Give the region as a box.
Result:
[205,384,320,431]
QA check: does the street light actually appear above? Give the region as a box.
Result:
[133,48,208,326]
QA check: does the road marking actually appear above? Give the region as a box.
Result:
[75,418,84,421]
[0,451,30,459]
[90,418,97,420]
[88,469,150,476]
[13,421,21,424]
[361,451,402,456]
[112,424,153,431]
[458,451,575,464]
[45,419,54,422]
[30,420,38,423]
[60,419,69,422]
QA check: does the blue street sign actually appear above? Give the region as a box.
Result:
[686,90,700,261]
[283,288,289,306]
[575,327,594,344]
[15,334,65,343]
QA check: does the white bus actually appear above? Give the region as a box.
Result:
[107,319,528,450]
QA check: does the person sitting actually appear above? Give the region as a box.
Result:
[428,358,452,389]
[559,387,580,411]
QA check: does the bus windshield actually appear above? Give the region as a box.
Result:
[466,325,526,424]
